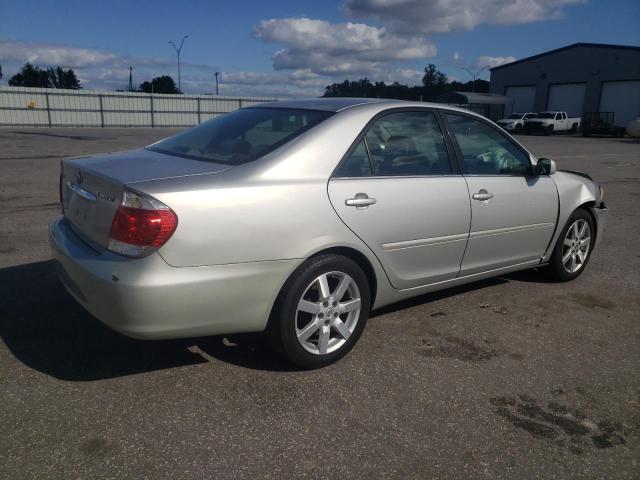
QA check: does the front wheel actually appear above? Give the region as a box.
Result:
[545,209,595,281]
[267,254,371,368]
[546,125,554,136]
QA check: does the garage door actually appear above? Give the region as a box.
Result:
[547,83,586,117]
[599,81,640,127]
[504,86,536,116]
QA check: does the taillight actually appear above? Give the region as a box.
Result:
[107,189,178,258]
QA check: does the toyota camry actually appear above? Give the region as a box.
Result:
[50,98,608,368]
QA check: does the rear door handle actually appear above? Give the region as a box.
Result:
[345,193,376,208]
[472,190,494,201]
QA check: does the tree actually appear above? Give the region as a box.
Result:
[323,64,490,101]
[8,63,50,88]
[47,67,81,89]
[138,75,180,94]
[8,63,81,89]
[421,64,448,100]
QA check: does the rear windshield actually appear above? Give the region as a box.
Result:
[147,107,333,164]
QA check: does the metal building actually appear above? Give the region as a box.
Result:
[489,43,640,127]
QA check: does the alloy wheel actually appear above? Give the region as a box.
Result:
[295,271,361,355]
[562,219,591,274]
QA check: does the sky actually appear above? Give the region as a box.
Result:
[0,0,639,97]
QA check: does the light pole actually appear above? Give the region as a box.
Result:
[462,66,488,92]
[214,72,219,96]
[168,35,189,92]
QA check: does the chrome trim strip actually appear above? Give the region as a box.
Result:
[470,222,555,238]
[382,233,469,251]
[67,182,97,202]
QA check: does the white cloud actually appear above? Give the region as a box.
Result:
[0,40,118,67]
[453,51,460,61]
[476,55,517,68]
[252,17,436,75]
[344,0,585,34]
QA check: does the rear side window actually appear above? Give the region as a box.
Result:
[364,111,451,176]
[148,108,332,165]
[334,140,372,177]
[445,113,531,175]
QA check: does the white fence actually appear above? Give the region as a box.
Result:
[0,86,275,128]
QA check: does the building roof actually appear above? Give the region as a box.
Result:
[490,43,640,71]
[436,91,513,105]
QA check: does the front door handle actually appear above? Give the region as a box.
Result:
[345,193,376,208]
[472,189,494,201]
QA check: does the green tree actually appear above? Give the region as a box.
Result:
[47,67,81,89]
[138,75,180,94]
[8,63,82,89]
[421,64,449,100]
[8,63,50,88]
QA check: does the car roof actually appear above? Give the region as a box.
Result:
[249,97,488,119]
[250,97,391,112]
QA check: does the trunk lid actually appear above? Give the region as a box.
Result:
[61,148,230,249]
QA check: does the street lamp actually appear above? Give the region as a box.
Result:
[168,35,189,92]
[214,72,220,96]
[462,66,488,92]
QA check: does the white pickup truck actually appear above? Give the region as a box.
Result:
[523,111,581,135]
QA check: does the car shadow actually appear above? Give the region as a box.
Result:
[0,260,549,381]
[0,260,295,381]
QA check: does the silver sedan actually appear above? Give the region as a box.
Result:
[49,98,608,368]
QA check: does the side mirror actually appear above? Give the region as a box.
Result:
[536,157,556,175]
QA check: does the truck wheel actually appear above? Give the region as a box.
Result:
[546,125,554,136]
[514,124,522,133]
[570,124,578,134]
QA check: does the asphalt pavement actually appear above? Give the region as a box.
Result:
[0,128,639,479]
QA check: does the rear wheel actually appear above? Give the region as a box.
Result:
[545,209,594,282]
[267,254,370,368]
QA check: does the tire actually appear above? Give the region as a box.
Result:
[267,254,371,369]
[546,125,554,136]
[545,209,595,282]
[570,123,578,134]
[514,124,522,133]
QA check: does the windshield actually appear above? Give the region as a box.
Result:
[507,113,523,119]
[148,107,333,164]
[537,112,555,119]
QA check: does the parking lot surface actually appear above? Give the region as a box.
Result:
[1,128,639,479]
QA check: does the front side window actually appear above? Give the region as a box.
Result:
[363,111,451,176]
[445,114,532,175]
[148,107,332,165]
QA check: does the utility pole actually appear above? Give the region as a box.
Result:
[128,66,133,92]
[168,35,189,92]
[214,72,219,96]
[462,66,488,92]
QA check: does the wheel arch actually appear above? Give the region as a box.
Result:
[307,246,378,308]
[577,200,598,242]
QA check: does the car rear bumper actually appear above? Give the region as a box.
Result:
[49,217,300,339]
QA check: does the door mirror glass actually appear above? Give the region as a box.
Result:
[536,158,556,175]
